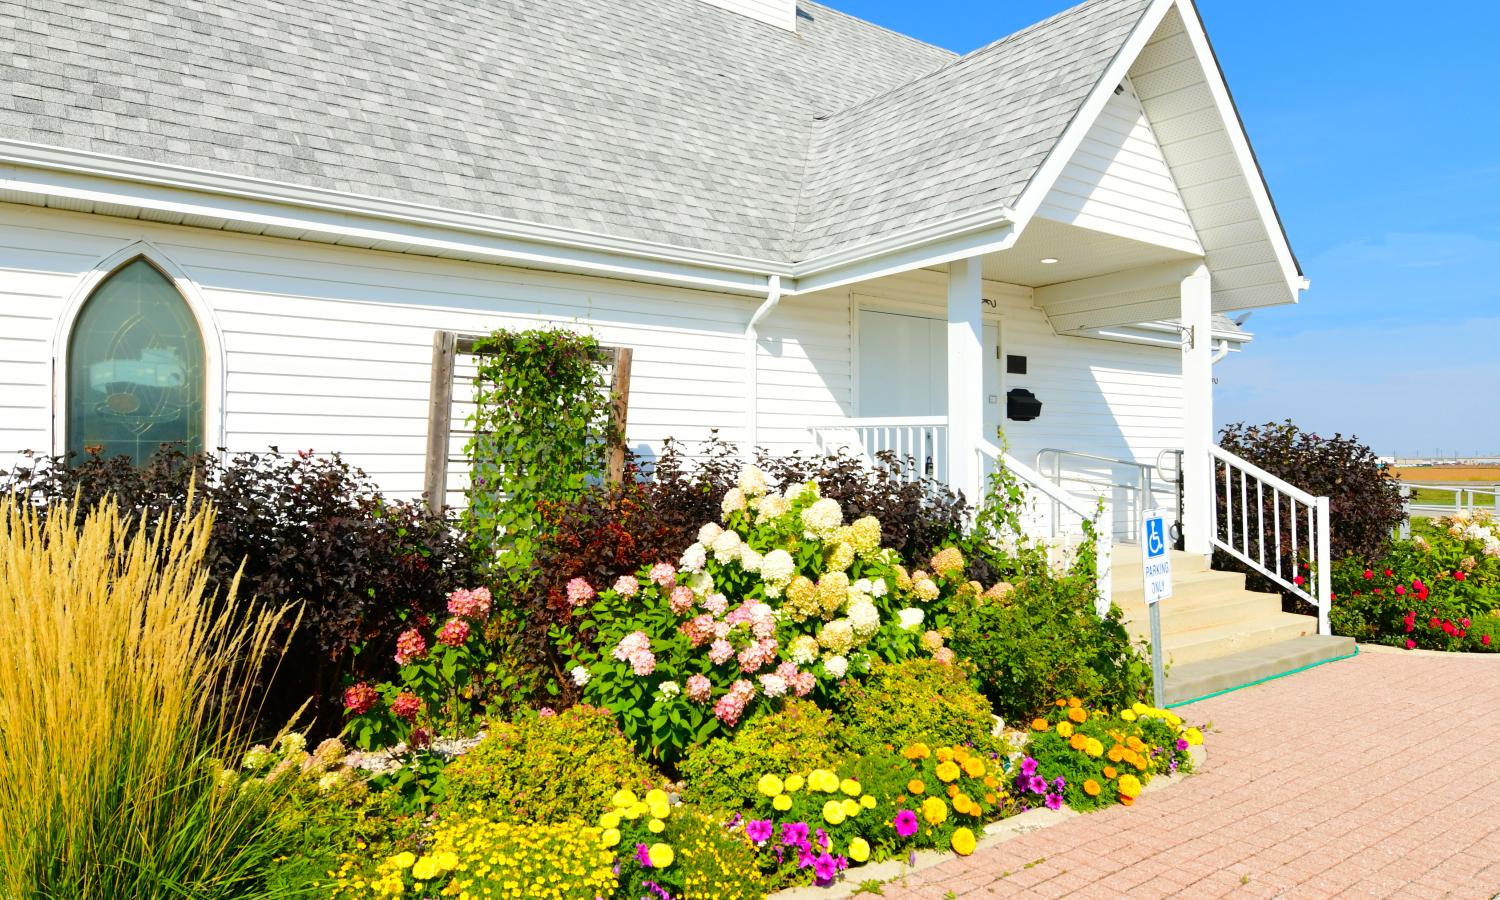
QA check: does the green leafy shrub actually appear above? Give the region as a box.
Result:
[948,577,1149,722]
[679,700,849,811]
[440,705,658,823]
[837,658,1004,756]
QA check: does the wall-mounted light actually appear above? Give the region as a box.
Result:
[1040,257,1059,265]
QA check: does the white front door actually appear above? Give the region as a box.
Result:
[857,307,1004,429]
[981,321,1003,445]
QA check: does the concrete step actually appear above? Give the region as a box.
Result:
[1111,567,1249,609]
[1118,590,1285,639]
[1165,635,1357,705]
[1110,548,1211,582]
[1158,611,1318,667]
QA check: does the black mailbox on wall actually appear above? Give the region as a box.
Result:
[1007,388,1043,422]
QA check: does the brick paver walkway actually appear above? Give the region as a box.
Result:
[888,647,1500,898]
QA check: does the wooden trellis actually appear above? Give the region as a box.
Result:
[422,331,633,513]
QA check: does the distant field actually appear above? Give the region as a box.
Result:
[1392,467,1500,511]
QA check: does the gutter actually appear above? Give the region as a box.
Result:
[743,275,783,459]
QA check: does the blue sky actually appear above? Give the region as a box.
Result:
[832,0,1500,457]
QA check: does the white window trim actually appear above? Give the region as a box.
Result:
[50,239,226,458]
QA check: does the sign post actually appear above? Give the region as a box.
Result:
[1141,509,1174,709]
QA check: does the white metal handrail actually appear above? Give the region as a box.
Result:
[1035,447,1183,543]
[808,417,948,483]
[979,440,1113,615]
[1209,445,1331,634]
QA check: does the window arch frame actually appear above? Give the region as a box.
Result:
[52,240,226,459]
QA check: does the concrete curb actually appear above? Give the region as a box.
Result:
[1355,641,1500,659]
[769,744,1208,899]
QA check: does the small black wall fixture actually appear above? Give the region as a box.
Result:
[1006,388,1043,422]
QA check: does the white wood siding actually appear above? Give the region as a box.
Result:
[1038,82,1201,255]
[0,203,770,498]
[695,0,795,30]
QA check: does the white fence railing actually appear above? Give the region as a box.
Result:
[808,417,948,483]
[1210,445,1331,634]
[1399,483,1500,535]
[979,440,1113,615]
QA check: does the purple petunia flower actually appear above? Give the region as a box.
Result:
[1177,738,1189,751]
[797,846,816,869]
[894,809,919,838]
[782,821,810,847]
[643,881,675,900]
[813,853,839,884]
[815,827,830,850]
[635,843,652,868]
[1053,776,1066,790]
[1045,793,1063,811]
[746,819,773,843]
[1028,775,1048,794]
[1021,756,1039,777]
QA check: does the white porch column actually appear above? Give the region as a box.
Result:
[946,256,984,502]
[1180,263,1214,556]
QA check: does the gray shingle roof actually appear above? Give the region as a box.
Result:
[3,0,1155,265]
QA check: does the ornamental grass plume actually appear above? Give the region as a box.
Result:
[0,492,299,899]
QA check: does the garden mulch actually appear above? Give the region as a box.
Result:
[882,646,1500,899]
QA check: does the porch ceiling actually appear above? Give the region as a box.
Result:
[980,218,1200,288]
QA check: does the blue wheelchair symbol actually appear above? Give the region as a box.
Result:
[1145,517,1167,559]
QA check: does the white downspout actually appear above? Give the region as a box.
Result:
[1210,338,1232,364]
[744,275,783,460]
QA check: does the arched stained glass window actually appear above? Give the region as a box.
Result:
[67,259,205,465]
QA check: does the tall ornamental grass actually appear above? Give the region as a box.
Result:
[0,493,302,898]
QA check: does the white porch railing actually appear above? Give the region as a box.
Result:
[1034,448,1183,544]
[979,440,1113,615]
[1210,445,1331,634]
[808,417,948,483]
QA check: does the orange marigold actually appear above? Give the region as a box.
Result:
[1068,707,1087,724]
[1031,718,1050,732]
[903,743,931,761]
[1103,766,1118,779]
[1084,779,1102,797]
[1069,733,1089,752]
[1107,745,1124,763]
[908,779,926,795]
[1054,699,1067,708]
[962,757,985,778]
[1067,697,1082,709]
[947,784,960,798]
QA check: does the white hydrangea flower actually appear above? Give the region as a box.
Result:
[277,732,307,757]
[785,481,818,504]
[688,570,715,596]
[680,542,708,572]
[721,487,747,516]
[759,549,796,586]
[698,522,723,545]
[852,578,873,594]
[754,493,790,522]
[738,465,769,497]
[758,673,787,697]
[823,655,849,679]
[898,607,924,630]
[657,680,681,699]
[789,634,820,665]
[800,498,844,539]
[739,548,764,573]
[847,597,880,638]
[870,578,889,598]
[571,665,591,687]
[710,529,743,561]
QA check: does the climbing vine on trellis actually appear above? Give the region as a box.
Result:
[462,327,619,579]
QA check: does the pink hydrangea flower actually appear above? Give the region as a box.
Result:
[682,614,716,646]
[685,674,713,703]
[613,575,640,597]
[437,617,470,647]
[566,578,596,607]
[933,646,956,665]
[613,631,651,661]
[343,682,377,715]
[703,593,728,617]
[628,649,656,676]
[447,586,492,620]
[713,679,755,726]
[792,671,816,697]
[391,691,422,722]
[648,562,676,588]
[394,628,427,665]
[669,585,696,615]
[709,639,735,665]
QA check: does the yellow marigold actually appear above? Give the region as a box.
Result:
[951,827,977,856]
[946,784,959,798]
[952,794,971,815]
[757,774,784,797]
[861,794,877,809]
[599,810,621,829]
[1185,727,1204,746]
[1120,710,1138,722]
[809,769,840,793]
[952,746,970,763]
[908,779,926,795]
[411,855,441,880]
[962,757,985,778]
[648,843,674,868]
[922,796,948,825]
[935,761,961,783]
[391,851,416,870]
[935,746,955,763]
[1083,780,1102,797]
[1031,718,1050,732]
[1068,707,1087,724]
[601,827,621,848]
[784,774,805,792]
[773,794,793,811]
[610,789,638,809]
[1056,721,1074,738]
[1117,774,1142,799]
[1167,712,1184,727]
[1084,738,1104,758]
[822,800,846,825]
[903,743,931,761]
[840,778,862,797]
[841,798,860,817]
[848,837,871,863]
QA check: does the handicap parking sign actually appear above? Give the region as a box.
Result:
[1141,511,1173,605]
